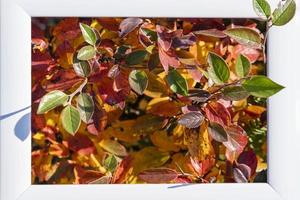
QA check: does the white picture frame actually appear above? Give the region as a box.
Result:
[1,0,300,199]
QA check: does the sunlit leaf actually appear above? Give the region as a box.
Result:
[104,154,118,172]
[61,105,81,135]
[77,93,94,123]
[272,0,296,26]
[79,23,97,45]
[77,45,96,60]
[128,70,148,95]
[166,69,188,96]
[158,47,180,72]
[253,0,271,20]
[235,54,251,78]
[224,27,262,49]
[144,72,169,98]
[99,139,127,157]
[207,52,230,84]
[37,90,68,114]
[223,125,248,162]
[204,101,231,126]
[146,97,182,117]
[242,75,284,98]
[131,147,170,174]
[150,131,180,152]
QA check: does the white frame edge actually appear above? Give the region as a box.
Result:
[1,0,300,200]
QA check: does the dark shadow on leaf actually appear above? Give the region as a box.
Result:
[14,112,31,141]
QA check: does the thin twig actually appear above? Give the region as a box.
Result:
[67,78,88,104]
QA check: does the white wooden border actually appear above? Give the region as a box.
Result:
[1,0,300,200]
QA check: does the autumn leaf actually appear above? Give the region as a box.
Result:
[204,101,231,127]
[119,18,143,38]
[138,168,178,183]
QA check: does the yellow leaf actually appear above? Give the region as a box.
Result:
[184,122,214,161]
[144,72,169,98]
[132,114,166,135]
[150,131,180,152]
[146,97,183,117]
[102,120,140,143]
[131,147,170,174]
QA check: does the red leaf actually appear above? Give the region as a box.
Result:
[32,51,56,81]
[32,23,48,51]
[138,168,178,183]
[232,44,260,63]
[97,18,120,31]
[223,125,248,162]
[87,106,108,136]
[237,150,257,176]
[204,101,231,127]
[112,156,133,183]
[190,157,215,177]
[63,135,96,156]
[173,176,193,183]
[156,25,182,51]
[97,76,129,109]
[74,166,104,184]
[113,68,130,92]
[158,46,180,72]
[119,18,143,38]
[44,78,83,92]
[52,18,81,41]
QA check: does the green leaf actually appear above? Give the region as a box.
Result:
[272,0,296,26]
[147,53,160,71]
[129,70,148,95]
[104,154,118,172]
[208,122,228,143]
[73,61,91,77]
[61,105,81,135]
[166,69,188,96]
[242,75,284,98]
[77,93,94,123]
[77,45,96,60]
[222,85,250,101]
[253,0,271,20]
[207,52,230,84]
[125,50,148,65]
[235,54,251,78]
[79,23,97,45]
[37,90,68,114]
[141,28,158,41]
[224,27,262,49]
